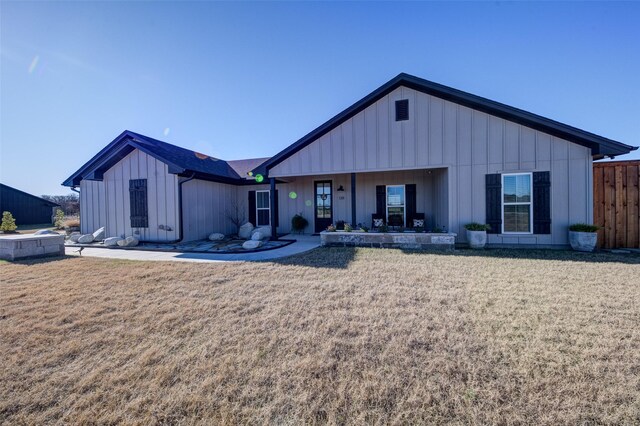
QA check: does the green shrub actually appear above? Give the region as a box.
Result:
[0,211,17,232]
[291,213,308,233]
[54,209,65,229]
[378,224,389,233]
[464,223,491,231]
[569,223,600,233]
[359,225,370,232]
[344,223,353,232]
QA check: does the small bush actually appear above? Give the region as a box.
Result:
[1,211,17,232]
[378,224,389,233]
[54,209,65,229]
[336,220,345,231]
[359,225,370,232]
[464,223,491,231]
[569,223,600,233]
[344,223,353,232]
[291,213,308,233]
[326,224,336,232]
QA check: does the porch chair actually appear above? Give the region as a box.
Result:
[408,213,425,229]
[371,214,386,230]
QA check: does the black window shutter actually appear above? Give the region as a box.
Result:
[395,99,409,121]
[273,190,279,227]
[485,174,501,234]
[533,171,551,234]
[406,184,417,223]
[376,185,386,216]
[248,190,256,226]
[129,179,148,228]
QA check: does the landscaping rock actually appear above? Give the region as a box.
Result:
[208,232,225,241]
[92,227,105,241]
[34,229,60,235]
[77,234,95,244]
[104,237,124,247]
[117,236,139,247]
[238,222,254,239]
[68,232,81,243]
[242,240,263,250]
[251,226,271,240]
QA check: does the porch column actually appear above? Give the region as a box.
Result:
[351,173,357,226]
[270,177,277,240]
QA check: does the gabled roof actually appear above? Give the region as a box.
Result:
[62,130,265,186]
[0,183,60,206]
[254,73,637,176]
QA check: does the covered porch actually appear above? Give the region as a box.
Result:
[268,167,450,235]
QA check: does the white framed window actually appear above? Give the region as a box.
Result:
[502,173,533,234]
[256,190,270,226]
[386,185,405,227]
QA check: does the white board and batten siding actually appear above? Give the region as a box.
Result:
[269,86,593,245]
[79,180,106,235]
[81,149,180,241]
[181,180,238,241]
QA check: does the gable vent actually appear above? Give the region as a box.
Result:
[395,99,409,121]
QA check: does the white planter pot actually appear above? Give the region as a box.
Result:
[569,231,597,252]
[466,230,487,249]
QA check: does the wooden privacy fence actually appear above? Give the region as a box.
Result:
[593,161,640,249]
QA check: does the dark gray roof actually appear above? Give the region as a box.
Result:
[1,183,60,206]
[227,157,270,180]
[63,131,266,186]
[253,73,638,176]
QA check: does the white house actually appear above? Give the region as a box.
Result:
[63,73,637,247]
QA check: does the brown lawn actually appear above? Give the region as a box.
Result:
[1,248,639,424]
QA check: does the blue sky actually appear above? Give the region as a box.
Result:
[1,1,639,196]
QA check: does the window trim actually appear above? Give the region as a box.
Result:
[256,190,270,227]
[385,184,406,227]
[501,172,533,235]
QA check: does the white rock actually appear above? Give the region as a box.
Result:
[104,237,124,247]
[68,232,81,243]
[238,222,254,239]
[34,229,59,235]
[92,227,105,241]
[208,232,225,241]
[117,236,139,247]
[242,240,263,250]
[251,226,271,240]
[77,234,94,244]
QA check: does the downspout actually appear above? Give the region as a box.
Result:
[70,186,80,194]
[176,172,196,243]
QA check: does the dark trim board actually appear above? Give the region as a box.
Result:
[253,73,637,176]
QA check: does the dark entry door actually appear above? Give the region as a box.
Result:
[314,181,333,233]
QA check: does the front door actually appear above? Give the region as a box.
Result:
[314,180,333,233]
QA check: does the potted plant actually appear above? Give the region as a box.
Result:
[291,213,308,234]
[568,224,599,252]
[464,223,491,249]
[326,224,336,232]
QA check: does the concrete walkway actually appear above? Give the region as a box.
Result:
[65,234,321,263]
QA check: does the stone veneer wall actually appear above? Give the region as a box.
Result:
[320,231,456,250]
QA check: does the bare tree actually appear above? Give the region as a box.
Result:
[41,194,79,216]
[225,200,247,233]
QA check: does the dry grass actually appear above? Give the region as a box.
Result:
[1,248,639,424]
